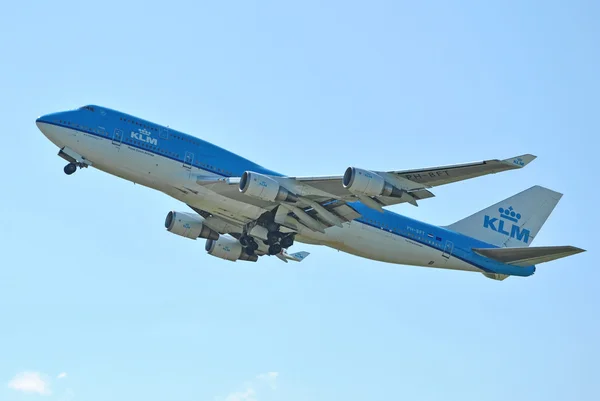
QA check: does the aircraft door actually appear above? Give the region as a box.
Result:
[442,240,454,259]
[183,151,194,169]
[112,128,123,146]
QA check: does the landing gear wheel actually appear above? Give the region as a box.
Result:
[240,235,258,255]
[266,231,281,246]
[268,243,282,255]
[280,235,294,249]
[64,163,77,175]
[239,235,250,247]
[247,239,259,251]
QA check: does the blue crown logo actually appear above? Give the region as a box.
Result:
[498,206,521,223]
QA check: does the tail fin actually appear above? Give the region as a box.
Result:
[446,186,562,247]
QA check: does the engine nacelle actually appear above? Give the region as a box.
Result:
[205,236,258,262]
[239,171,297,202]
[165,211,220,240]
[342,167,403,197]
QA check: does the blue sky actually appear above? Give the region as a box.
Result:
[1,1,598,400]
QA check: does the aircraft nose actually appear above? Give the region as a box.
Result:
[36,114,52,130]
[35,112,66,147]
[35,116,44,130]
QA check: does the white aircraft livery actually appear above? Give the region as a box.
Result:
[36,105,585,280]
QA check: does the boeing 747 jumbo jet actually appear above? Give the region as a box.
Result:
[36,105,585,280]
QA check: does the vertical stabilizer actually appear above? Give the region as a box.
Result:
[446,186,562,247]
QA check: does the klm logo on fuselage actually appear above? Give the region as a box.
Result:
[131,128,157,146]
[483,206,530,243]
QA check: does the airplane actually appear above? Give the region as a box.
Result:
[36,105,585,280]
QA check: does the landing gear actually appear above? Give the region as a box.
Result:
[239,235,251,247]
[266,233,293,255]
[280,234,294,249]
[266,231,281,246]
[58,147,91,175]
[268,243,282,255]
[240,235,258,256]
[266,222,279,233]
[64,163,77,175]
[240,209,296,257]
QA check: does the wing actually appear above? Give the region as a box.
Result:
[293,153,536,206]
[191,153,536,235]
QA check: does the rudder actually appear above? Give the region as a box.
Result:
[446,186,562,247]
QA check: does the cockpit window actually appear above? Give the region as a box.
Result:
[80,105,95,111]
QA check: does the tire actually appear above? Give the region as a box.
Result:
[268,243,282,255]
[248,239,259,251]
[266,231,281,246]
[239,235,250,247]
[280,235,294,248]
[64,163,77,175]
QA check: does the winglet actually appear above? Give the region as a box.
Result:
[502,154,537,168]
[276,250,310,263]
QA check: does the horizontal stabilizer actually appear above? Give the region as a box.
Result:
[276,250,310,263]
[473,246,585,267]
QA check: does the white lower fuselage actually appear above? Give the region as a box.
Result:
[39,122,480,274]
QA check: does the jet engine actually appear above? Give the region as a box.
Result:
[205,235,258,262]
[165,211,220,240]
[239,171,297,202]
[342,167,403,197]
